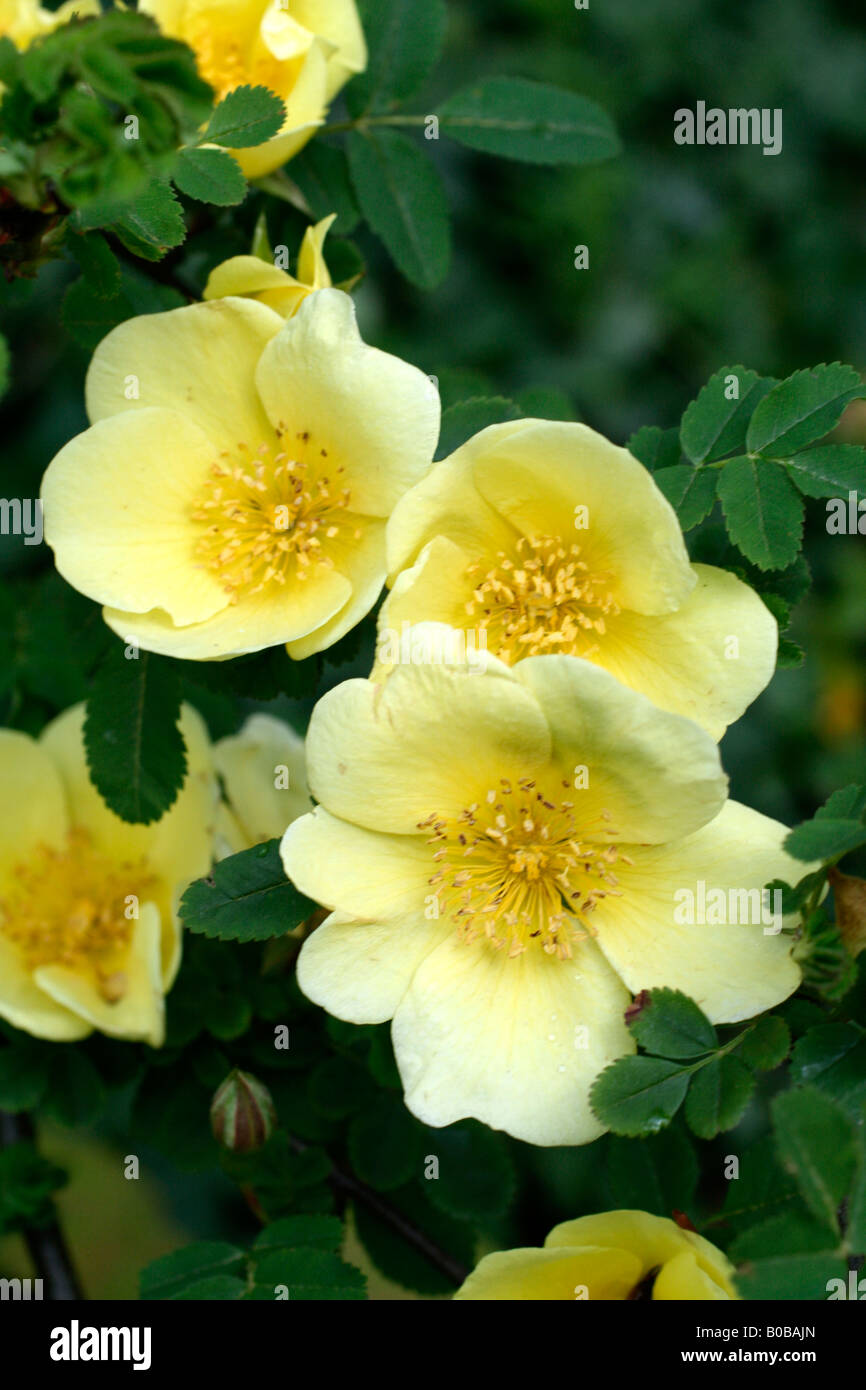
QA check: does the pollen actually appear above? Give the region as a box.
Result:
[465,534,620,662]
[191,430,354,601]
[0,830,156,1002]
[188,21,294,106]
[419,779,630,959]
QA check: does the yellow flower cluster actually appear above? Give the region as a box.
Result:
[35,256,801,1141]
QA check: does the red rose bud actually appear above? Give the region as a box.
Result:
[210,1069,276,1154]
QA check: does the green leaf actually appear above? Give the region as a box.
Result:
[171,1275,247,1299]
[684,1056,755,1139]
[66,230,121,298]
[652,464,717,530]
[627,424,681,472]
[347,128,450,289]
[179,840,315,943]
[62,262,184,351]
[110,178,186,261]
[252,1215,344,1256]
[679,366,775,463]
[783,444,866,498]
[777,636,805,668]
[84,646,187,825]
[348,1092,420,1191]
[423,1121,516,1221]
[348,0,447,115]
[289,142,360,235]
[788,1023,866,1121]
[140,1241,246,1299]
[202,84,285,148]
[247,1247,365,1300]
[625,988,717,1059]
[738,1015,790,1071]
[717,455,804,570]
[174,146,246,205]
[721,1134,802,1235]
[847,1130,866,1257]
[436,396,522,460]
[440,77,620,165]
[771,1085,858,1233]
[516,385,576,421]
[604,1127,698,1216]
[785,818,866,862]
[820,785,866,820]
[731,1215,845,1300]
[590,1056,689,1136]
[747,363,866,457]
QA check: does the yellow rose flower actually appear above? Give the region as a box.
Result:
[214,711,312,854]
[0,704,219,1046]
[381,420,778,739]
[203,213,335,320]
[140,0,367,177]
[41,290,440,661]
[454,1210,738,1300]
[0,0,98,49]
[281,631,801,1145]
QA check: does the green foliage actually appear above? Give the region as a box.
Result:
[786,785,866,862]
[179,841,315,943]
[436,396,523,459]
[652,465,718,530]
[348,0,448,116]
[679,366,776,464]
[84,644,187,824]
[591,989,790,1140]
[289,142,360,234]
[746,364,866,457]
[716,456,804,570]
[200,86,284,149]
[770,1086,857,1236]
[347,128,450,289]
[439,77,621,165]
[140,1216,366,1300]
[173,147,247,206]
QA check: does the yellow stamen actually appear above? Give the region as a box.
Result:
[191,430,351,601]
[0,829,155,1002]
[465,534,620,662]
[420,779,629,959]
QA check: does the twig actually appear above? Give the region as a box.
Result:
[0,1110,84,1301]
[286,1133,468,1288]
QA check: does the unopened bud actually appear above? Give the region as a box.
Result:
[210,1069,276,1154]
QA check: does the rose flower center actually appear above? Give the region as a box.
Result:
[465,534,620,662]
[192,429,353,600]
[0,829,155,1002]
[419,778,628,959]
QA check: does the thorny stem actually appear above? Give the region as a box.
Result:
[0,1110,84,1300]
[286,1132,469,1288]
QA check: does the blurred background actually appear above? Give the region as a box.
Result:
[1,0,864,1297]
